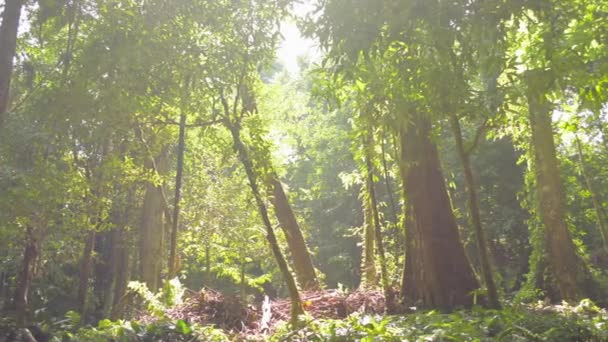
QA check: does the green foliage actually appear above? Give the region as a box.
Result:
[52,316,230,342]
[271,300,608,342]
[2,0,608,337]
[127,278,185,318]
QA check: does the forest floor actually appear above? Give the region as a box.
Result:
[136,288,608,341]
[144,288,385,338]
[3,288,608,341]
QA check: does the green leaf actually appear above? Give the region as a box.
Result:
[176,320,191,335]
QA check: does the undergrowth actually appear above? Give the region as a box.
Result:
[38,299,607,341]
[270,300,608,341]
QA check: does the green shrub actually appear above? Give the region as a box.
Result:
[271,299,608,342]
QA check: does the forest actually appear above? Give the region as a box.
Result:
[1,0,608,340]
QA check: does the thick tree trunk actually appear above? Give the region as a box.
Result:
[399,115,479,310]
[268,175,318,290]
[575,137,608,255]
[169,112,186,278]
[525,70,593,301]
[14,227,38,326]
[77,231,96,317]
[364,135,394,310]
[0,0,24,127]
[140,147,169,292]
[450,114,501,309]
[226,120,303,323]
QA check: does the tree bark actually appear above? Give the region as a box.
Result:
[110,226,130,320]
[101,229,119,317]
[399,114,479,310]
[140,147,170,292]
[169,111,186,278]
[525,69,593,301]
[110,230,130,320]
[14,227,38,326]
[77,231,96,318]
[0,0,24,127]
[450,114,501,309]
[360,193,376,288]
[225,118,303,323]
[268,175,319,290]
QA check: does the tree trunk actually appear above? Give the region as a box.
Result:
[14,227,38,326]
[140,147,169,292]
[399,114,479,310]
[380,130,398,224]
[77,231,96,318]
[110,227,130,320]
[226,119,303,323]
[101,230,119,317]
[169,111,186,278]
[399,204,413,299]
[525,70,594,301]
[575,136,608,255]
[268,175,319,290]
[364,134,394,310]
[450,114,501,309]
[360,194,376,288]
[0,0,24,127]
[204,243,211,285]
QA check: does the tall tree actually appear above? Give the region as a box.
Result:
[360,188,376,289]
[14,227,38,326]
[450,114,501,309]
[525,70,593,300]
[140,146,170,292]
[399,115,480,308]
[222,107,304,323]
[267,174,319,290]
[363,130,393,309]
[0,0,24,127]
[169,110,187,278]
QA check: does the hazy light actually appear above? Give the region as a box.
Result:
[278,1,321,75]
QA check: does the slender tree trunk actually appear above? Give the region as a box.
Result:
[268,175,318,290]
[380,129,398,224]
[361,195,376,288]
[169,111,186,278]
[226,119,303,323]
[14,227,38,326]
[449,114,501,309]
[0,0,24,127]
[364,134,393,310]
[525,70,595,301]
[399,204,413,298]
[111,227,130,320]
[575,136,608,255]
[399,115,479,310]
[77,231,96,317]
[101,229,119,317]
[140,147,169,292]
[205,243,211,285]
